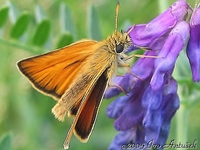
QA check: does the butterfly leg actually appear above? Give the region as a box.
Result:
[108,83,127,95]
[124,54,161,61]
[118,62,143,80]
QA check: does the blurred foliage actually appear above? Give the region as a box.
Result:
[0,132,12,150]
[0,0,199,150]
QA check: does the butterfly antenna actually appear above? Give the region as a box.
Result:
[115,1,120,32]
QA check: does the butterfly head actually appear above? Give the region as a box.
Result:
[107,30,131,54]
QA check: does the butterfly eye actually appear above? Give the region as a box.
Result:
[116,43,124,53]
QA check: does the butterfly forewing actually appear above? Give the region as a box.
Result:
[17,40,97,99]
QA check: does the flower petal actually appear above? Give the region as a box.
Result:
[108,129,136,150]
[142,85,162,110]
[143,78,179,145]
[106,95,129,119]
[186,7,200,81]
[131,51,156,80]
[114,98,143,131]
[151,21,189,90]
[128,0,189,47]
[104,76,123,98]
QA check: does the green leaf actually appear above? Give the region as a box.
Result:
[56,32,73,48]
[10,12,31,39]
[0,6,9,27]
[59,3,77,40]
[0,132,12,150]
[87,4,102,40]
[32,19,51,46]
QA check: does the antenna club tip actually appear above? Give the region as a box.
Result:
[63,143,69,150]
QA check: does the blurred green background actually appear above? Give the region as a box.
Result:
[0,0,199,150]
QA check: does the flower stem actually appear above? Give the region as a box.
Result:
[0,37,46,54]
[176,87,188,149]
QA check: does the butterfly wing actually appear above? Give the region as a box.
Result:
[51,45,116,147]
[60,69,109,149]
[17,40,97,100]
[74,68,108,141]
[18,38,116,148]
[51,42,115,121]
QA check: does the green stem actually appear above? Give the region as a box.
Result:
[0,37,45,54]
[176,88,188,149]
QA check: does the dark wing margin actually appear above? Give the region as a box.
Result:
[74,68,108,141]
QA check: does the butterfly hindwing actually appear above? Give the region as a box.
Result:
[74,69,108,141]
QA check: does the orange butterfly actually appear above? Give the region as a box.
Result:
[17,2,147,149]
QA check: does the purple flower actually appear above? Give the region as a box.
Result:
[186,6,200,81]
[151,21,190,90]
[109,129,136,150]
[107,77,180,150]
[105,0,198,149]
[128,0,189,47]
[142,78,180,144]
